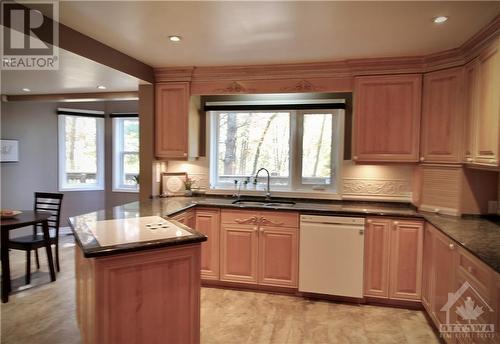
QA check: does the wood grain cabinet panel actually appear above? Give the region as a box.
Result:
[464,60,479,162]
[258,226,298,287]
[76,244,201,344]
[195,209,220,281]
[220,224,259,284]
[155,82,190,159]
[364,218,423,302]
[475,39,500,167]
[421,225,433,311]
[364,218,391,298]
[389,220,423,300]
[421,67,464,163]
[429,226,456,326]
[219,210,299,288]
[353,74,422,162]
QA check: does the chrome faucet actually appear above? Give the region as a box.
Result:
[254,168,271,200]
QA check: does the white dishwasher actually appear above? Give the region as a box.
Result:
[299,215,365,298]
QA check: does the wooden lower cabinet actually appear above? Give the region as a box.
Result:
[75,244,201,344]
[422,224,433,311]
[220,223,259,284]
[219,210,299,288]
[259,226,298,287]
[389,220,424,300]
[195,208,220,280]
[428,226,456,325]
[363,218,423,301]
[364,218,391,298]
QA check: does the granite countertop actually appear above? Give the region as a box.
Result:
[70,196,500,273]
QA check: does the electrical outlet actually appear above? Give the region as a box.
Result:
[487,200,498,214]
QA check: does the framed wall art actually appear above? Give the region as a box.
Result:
[1,139,19,162]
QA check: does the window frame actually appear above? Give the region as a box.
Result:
[112,117,139,192]
[58,114,105,191]
[209,109,344,195]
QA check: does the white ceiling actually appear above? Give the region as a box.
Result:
[57,1,500,67]
[1,48,140,95]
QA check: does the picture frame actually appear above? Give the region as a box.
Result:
[160,172,187,196]
[1,139,19,162]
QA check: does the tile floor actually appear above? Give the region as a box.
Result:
[1,235,439,344]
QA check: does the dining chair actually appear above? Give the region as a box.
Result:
[8,192,63,284]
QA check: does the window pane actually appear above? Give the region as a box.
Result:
[64,116,98,186]
[123,119,139,152]
[123,153,139,185]
[217,112,290,186]
[301,114,332,185]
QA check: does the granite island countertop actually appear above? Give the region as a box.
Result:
[70,196,500,273]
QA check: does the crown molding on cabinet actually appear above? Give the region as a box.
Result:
[155,15,499,90]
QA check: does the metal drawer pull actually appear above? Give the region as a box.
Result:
[467,266,475,274]
[449,243,455,250]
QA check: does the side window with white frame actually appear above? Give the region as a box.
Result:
[58,109,105,191]
[112,116,139,191]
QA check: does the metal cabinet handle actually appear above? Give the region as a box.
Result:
[393,221,399,225]
[467,266,475,274]
[253,227,258,232]
[449,243,455,250]
[353,156,358,160]
[420,157,425,162]
[367,219,372,224]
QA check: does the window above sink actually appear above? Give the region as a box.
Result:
[206,94,347,196]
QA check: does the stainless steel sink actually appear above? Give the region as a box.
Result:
[263,202,295,208]
[232,201,266,206]
[232,199,295,207]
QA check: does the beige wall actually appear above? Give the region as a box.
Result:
[0,100,139,230]
[166,158,414,202]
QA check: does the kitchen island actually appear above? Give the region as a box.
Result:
[70,209,207,344]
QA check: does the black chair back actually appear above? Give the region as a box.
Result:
[33,192,64,238]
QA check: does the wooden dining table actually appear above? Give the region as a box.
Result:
[1,211,56,303]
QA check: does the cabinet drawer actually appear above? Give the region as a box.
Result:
[259,211,298,228]
[221,210,259,225]
[457,247,493,297]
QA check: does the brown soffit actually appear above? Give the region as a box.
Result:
[2,91,139,103]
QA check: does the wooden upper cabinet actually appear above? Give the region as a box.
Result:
[195,209,220,281]
[389,220,423,301]
[364,218,391,298]
[421,67,464,163]
[353,74,422,162]
[464,60,479,162]
[474,39,500,167]
[155,82,201,160]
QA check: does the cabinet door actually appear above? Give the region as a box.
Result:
[186,210,196,229]
[421,67,464,163]
[389,220,424,301]
[353,74,422,162]
[195,209,220,281]
[475,40,500,166]
[220,224,258,284]
[464,60,479,162]
[364,218,391,298]
[155,82,189,159]
[430,228,456,325]
[258,226,298,288]
[422,224,433,311]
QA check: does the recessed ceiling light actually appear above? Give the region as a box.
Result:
[22,88,31,92]
[433,16,448,24]
[168,35,182,42]
[97,85,107,90]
